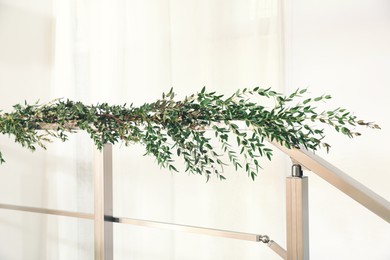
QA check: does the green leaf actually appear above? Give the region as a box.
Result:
[0,87,377,181]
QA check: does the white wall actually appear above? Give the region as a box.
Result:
[285,0,390,259]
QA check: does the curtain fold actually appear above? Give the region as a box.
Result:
[52,1,285,259]
[1,0,284,259]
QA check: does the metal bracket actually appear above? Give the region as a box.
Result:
[291,164,303,177]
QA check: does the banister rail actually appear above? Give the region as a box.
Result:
[271,141,390,223]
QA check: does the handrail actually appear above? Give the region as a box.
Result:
[271,141,390,223]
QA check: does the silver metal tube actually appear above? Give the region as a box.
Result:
[0,203,94,219]
[94,144,113,260]
[0,201,287,259]
[112,216,261,241]
[268,240,288,260]
[111,216,286,258]
[286,176,309,260]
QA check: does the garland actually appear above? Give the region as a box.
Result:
[0,88,379,180]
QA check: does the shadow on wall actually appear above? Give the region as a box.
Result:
[0,3,53,66]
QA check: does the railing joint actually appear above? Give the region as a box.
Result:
[291,164,303,177]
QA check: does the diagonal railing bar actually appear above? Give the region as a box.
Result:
[271,141,390,223]
[109,215,265,241]
[0,203,94,219]
[0,203,286,258]
[106,216,287,259]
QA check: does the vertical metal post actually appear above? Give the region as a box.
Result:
[94,144,113,260]
[286,164,309,260]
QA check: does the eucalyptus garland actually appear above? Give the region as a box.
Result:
[0,87,379,180]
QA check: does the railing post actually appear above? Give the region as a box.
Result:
[94,144,113,260]
[286,164,309,260]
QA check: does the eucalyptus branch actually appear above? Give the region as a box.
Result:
[0,87,379,180]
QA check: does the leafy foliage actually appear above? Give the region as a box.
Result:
[0,88,379,180]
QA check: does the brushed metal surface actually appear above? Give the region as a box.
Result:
[94,144,113,260]
[272,141,390,223]
[105,216,286,258]
[268,240,288,260]
[0,203,94,219]
[113,216,261,241]
[286,177,309,260]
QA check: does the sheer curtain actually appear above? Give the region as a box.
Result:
[0,0,284,259]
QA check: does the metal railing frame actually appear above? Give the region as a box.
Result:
[1,142,389,260]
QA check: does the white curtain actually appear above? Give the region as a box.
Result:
[0,0,284,259]
[2,1,390,259]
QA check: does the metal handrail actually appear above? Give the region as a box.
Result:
[271,141,390,223]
